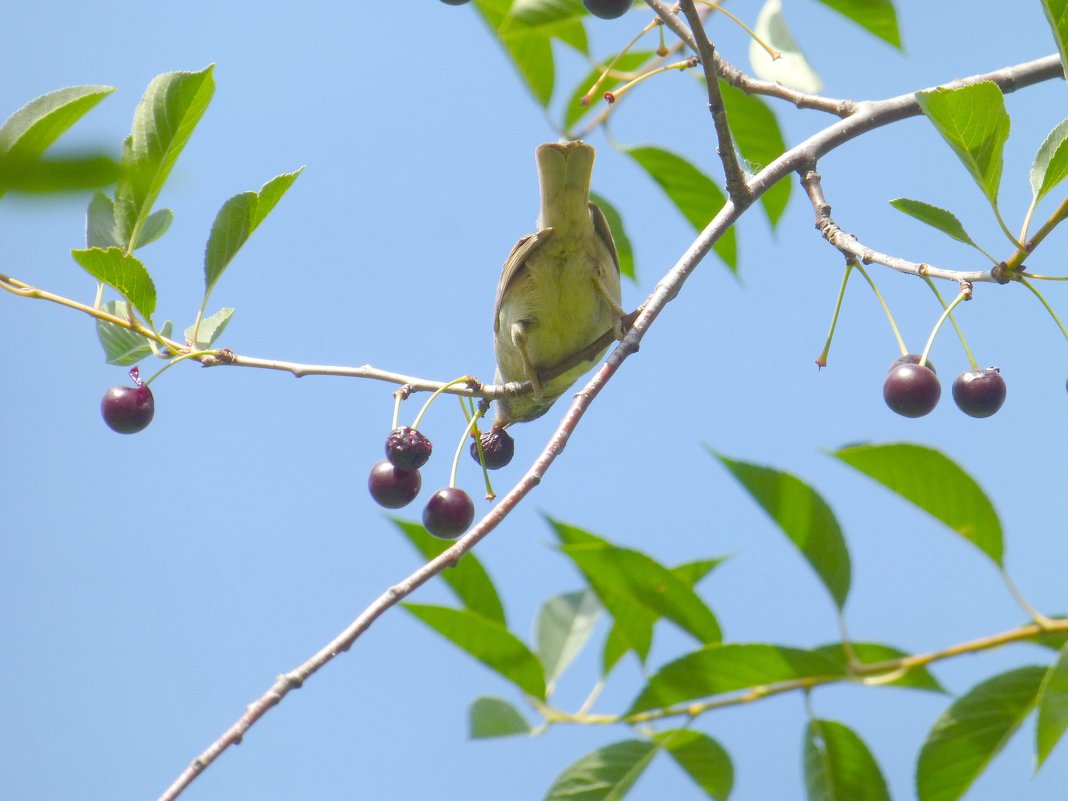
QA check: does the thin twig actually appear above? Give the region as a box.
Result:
[145,50,1065,800]
[800,169,1007,284]
[678,0,751,204]
[538,618,1068,726]
[645,0,855,115]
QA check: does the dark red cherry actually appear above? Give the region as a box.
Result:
[422,488,475,539]
[368,460,421,508]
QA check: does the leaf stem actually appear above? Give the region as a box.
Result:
[1004,193,1068,273]
[1001,569,1056,628]
[993,204,1024,250]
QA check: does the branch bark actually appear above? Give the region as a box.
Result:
[150,50,1063,801]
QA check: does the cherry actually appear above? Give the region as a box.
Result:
[583,0,631,19]
[368,460,421,509]
[385,426,433,471]
[101,369,155,433]
[884,361,940,418]
[469,426,515,470]
[439,0,471,4]
[422,487,475,539]
[891,353,936,375]
[952,368,1006,418]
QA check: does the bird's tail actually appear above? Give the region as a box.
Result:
[535,140,595,232]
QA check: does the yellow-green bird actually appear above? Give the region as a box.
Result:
[492,140,625,426]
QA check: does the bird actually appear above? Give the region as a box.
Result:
[492,140,624,426]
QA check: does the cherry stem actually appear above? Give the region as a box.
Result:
[606,57,699,106]
[923,277,978,370]
[853,262,907,356]
[449,400,482,490]
[143,349,216,387]
[920,284,971,366]
[460,397,495,500]
[695,0,778,60]
[582,18,660,107]
[1019,276,1068,341]
[411,375,477,431]
[390,391,403,432]
[815,261,852,368]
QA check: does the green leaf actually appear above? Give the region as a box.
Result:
[550,520,655,665]
[468,696,532,739]
[402,603,546,698]
[916,666,1046,801]
[628,644,842,715]
[915,81,1010,208]
[0,154,120,195]
[203,169,303,298]
[813,0,901,48]
[537,590,602,690]
[1037,642,1068,769]
[561,542,722,645]
[184,307,234,349]
[1030,118,1068,204]
[475,1,556,106]
[87,193,121,249]
[392,519,506,624]
[138,208,174,249]
[719,81,790,227]
[1042,0,1068,84]
[749,0,822,92]
[670,558,729,588]
[889,198,984,250]
[0,84,114,159]
[590,192,635,282]
[96,300,152,365]
[115,66,215,249]
[543,739,658,801]
[654,729,733,800]
[833,443,1003,567]
[501,0,588,55]
[563,52,653,131]
[814,642,945,693]
[602,556,727,676]
[804,719,891,801]
[626,146,736,271]
[712,450,851,609]
[70,247,156,323]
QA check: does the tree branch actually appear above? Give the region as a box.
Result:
[151,50,1064,800]
[535,618,1068,726]
[800,169,1007,284]
[678,0,751,204]
[645,0,855,115]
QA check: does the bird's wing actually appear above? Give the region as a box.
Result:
[588,201,620,276]
[492,227,554,332]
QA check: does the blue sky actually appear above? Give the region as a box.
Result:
[2,2,1068,800]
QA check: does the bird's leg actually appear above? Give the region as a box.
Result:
[510,320,545,399]
[593,275,626,339]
